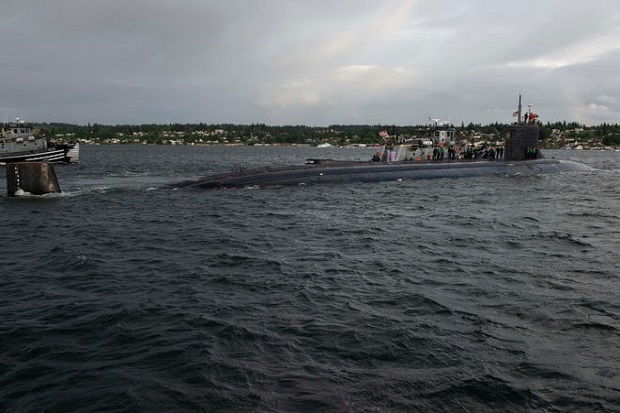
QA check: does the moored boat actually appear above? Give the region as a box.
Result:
[0,119,80,165]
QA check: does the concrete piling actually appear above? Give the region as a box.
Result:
[6,162,61,196]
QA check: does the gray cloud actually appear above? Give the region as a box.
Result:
[1,0,619,125]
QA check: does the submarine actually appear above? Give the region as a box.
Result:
[171,97,593,191]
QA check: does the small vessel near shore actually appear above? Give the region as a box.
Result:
[1,119,80,164]
[171,96,593,190]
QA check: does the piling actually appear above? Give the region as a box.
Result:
[6,162,61,196]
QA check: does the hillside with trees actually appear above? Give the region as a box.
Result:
[32,121,620,149]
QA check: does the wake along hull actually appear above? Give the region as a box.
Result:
[172,158,593,190]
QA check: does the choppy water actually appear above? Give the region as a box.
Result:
[1,145,619,412]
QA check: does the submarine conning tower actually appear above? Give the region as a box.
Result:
[504,94,543,161]
[505,124,542,161]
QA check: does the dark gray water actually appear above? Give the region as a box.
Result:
[1,146,619,412]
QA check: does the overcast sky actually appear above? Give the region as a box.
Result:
[2,0,619,126]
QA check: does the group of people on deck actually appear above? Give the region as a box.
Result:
[372,144,506,162]
[430,144,504,161]
[431,146,455,161]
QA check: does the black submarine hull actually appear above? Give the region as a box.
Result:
[171,158,593,190]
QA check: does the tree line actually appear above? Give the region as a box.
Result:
[34,121,620,146]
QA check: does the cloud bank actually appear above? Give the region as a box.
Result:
[1,0,619,125]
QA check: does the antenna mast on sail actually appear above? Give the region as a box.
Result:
[518,94,523,125]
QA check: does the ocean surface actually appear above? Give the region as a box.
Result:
[1,145,618,412]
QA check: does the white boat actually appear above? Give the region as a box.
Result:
[0,119,79,164]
